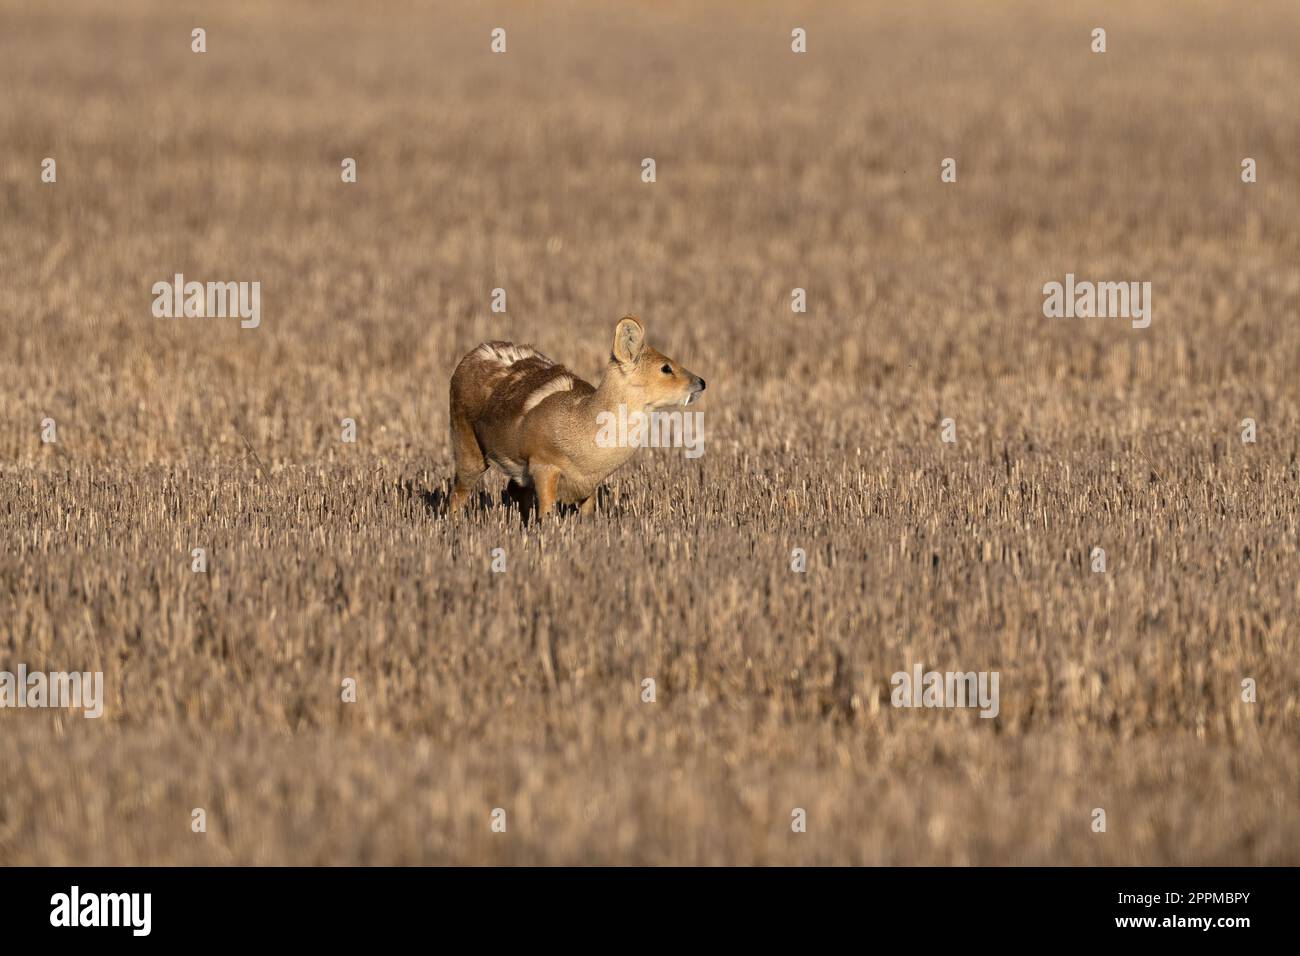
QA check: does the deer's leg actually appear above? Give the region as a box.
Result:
[449,412,487,513]
[531,464,561,518]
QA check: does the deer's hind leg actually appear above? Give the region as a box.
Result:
[449,411,488,513]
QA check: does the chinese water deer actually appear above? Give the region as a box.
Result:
[448,314,705,517]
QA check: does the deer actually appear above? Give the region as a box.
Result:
[447,314,705,518]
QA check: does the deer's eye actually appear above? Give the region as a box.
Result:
[661,364,672,374]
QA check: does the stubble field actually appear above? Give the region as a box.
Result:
[2,0,1299,865]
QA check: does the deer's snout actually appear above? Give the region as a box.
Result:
[684,375,705,405]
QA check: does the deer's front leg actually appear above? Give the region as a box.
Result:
[531,464,561,518]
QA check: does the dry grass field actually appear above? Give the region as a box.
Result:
[2,0,1299,865]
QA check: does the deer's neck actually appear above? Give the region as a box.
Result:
[573,366,646,475]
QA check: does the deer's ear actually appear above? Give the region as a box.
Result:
[612,314,645,365]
